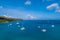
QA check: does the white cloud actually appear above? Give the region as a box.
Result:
[3,14,14,18]
[25,0,31,5]
[26,14,37,20]
[55,9,60,13]
[3,15,7,17]
[47,3,59,10]
[47,3,60,13]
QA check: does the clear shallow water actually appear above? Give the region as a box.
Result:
[0,20,60,40]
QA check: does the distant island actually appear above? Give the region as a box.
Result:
[0,16,22,23]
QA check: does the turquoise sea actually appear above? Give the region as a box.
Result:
[0,20,60,40]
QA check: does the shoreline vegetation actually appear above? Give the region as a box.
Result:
[0,16,22,23]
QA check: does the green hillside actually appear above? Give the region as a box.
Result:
[0,16,22,22]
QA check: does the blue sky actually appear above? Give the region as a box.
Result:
[0,0,60,20]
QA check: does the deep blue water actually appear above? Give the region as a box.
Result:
[0,20,60,40]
